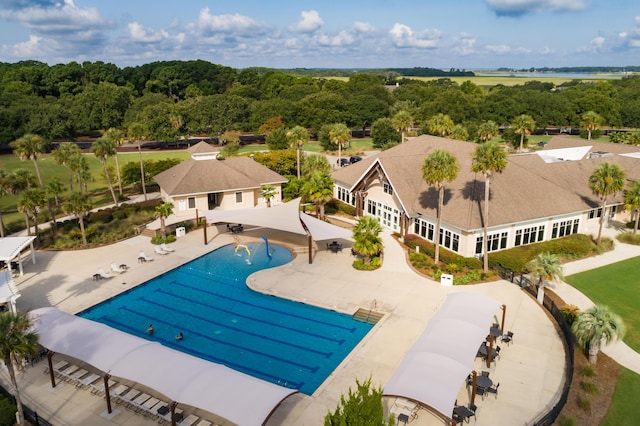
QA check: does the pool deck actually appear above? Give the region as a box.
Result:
[3,223,565,426]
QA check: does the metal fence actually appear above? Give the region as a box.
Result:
[0,383,54,426]
[499,267,575,426]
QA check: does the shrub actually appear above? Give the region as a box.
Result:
[616,232,640,246]
[560,304,580,325]
[580,380,599,394]
[404,235,481,269]
[592,236,614,254]
[581,364,596,378]
[577,395,591,412]
[0,396,16,426]
[88,209,113,224]
[353,259,379,271]
[409,251,432,270]
[558,416,575,426]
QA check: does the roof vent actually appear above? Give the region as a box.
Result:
[588,151,614,159]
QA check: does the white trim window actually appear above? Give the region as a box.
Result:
[514,225,545,247]
[588,208,603,220]
[551,218,579,239]
[475,231,508,254]
[383,182,393,196]
[414,218,435,241]
[235,191,243,204]
[337,186,355,206]
[413,218,460,253]
[187,197,196,209]
[439,229,460,253]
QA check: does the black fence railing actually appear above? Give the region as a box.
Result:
[0,383,54,426]
[500,267,575,426]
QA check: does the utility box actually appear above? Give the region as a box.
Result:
[440,273,453,287]
[176,227,186,237]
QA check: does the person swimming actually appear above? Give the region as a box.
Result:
[175,332,183,341]
[147,324,154,334]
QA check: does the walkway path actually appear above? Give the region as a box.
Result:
[551,237,640,374]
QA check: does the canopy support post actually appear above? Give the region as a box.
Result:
[29,240,36,264]
[308,235,313,264]
[170,401,178,426]
[487,334,494,368]
[500,304,506,334]
[47,351,56,388]
[104,374,112,413]
[470,370,477,404]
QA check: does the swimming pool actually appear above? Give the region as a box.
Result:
[79,243,373,395]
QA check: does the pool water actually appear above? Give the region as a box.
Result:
[79,243,373,394]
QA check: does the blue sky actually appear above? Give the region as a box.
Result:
[0,0,639,69]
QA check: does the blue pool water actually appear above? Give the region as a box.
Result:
[79,243,373,394]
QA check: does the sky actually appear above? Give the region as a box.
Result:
[0,0,639,70]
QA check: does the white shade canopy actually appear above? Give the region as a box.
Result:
[31,307,297,426]
[384,292,501,421]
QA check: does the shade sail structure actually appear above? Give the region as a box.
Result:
[202,198,352,241]
[384,292,501,421]
[31,307,297,426]
[0,271,20,312]
[0,236,36,276]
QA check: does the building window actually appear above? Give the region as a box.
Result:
[414,218,434,241]
[475,231,508,254]
[337,187,354,205]
[588,208,602,220]
[515,225,546,246]
[235,192,243,204]
[187,197,196,209]
[367,200,377,215]
[383,182,393,196]
[551,218,580,239]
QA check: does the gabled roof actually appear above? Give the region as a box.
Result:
[187,141,218,154]
[154,156,288,197]
[333,135,640,231]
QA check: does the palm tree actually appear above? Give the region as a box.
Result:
[52,142,81,192]
[527,252,563,304]
[572,305,625,364]
[286,126,309,179]
[352,216,384,264]
[392,110,413,144]
[155,202,174,239]
[329,123,351,168]
[512,114,535,152]
[128,122,148,201]
[105,127,125,196]
[302,154,332,177]
[302,172,334,220]
[92,137,119,206]
[261,184,276,207]
[471,141,508,272]
[624,180,640,235]
[10,133,57,230]
[46,177,65,206]
[449,124,469,141]
[422,149,459,264]
[477,120,499,143]
[18,188,46,238]
[0,311,40,426]
[427,113,454,137]
[66,152,90,193]
[63,192,93,246]
[581,111,603,141]
[588,162,626,245]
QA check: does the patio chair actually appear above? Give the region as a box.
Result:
[468,403,478,421]
[501,331,514,345]
[111,263,127,274]
[475,385,487,400]
[161,243,175,252]
[97,268,113,279]
[138,251,153,263]
[486,382,500,399]
[154,246,170,255]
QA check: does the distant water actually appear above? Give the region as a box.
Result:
[474,72,629,79]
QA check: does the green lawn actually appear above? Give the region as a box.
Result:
[601,367,640,425]
[565,256,640,352]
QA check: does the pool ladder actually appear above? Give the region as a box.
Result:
[352,299,384,325]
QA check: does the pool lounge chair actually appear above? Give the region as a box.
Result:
[138,251,153,263]
[179,414,200,426]
[111,263,127,274]
[154,246,170,255]
[161,243,175,252]
[97,268,113,279]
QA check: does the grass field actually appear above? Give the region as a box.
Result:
[565,256,640,352]
[601,367,640,426]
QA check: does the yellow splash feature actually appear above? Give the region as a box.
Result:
[235,244,251,256]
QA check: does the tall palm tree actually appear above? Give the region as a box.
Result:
[422,149,459,264]
[105,127,125,196]
[128,122,148,201]
[302,154,332,177]
[527,252,563,304]
[572,305,625,364]
[155,202,174,239]
[18,188,46,238]
[581,111,603,141]
[352,216,384,264]
[512,114,535,152]
[0,311,40,426]
[52,142,81,192]
[588,162,626,245]
[92,137,119,206]
[286,126,309,179]
[624,180,640,235]
[63,192,93,246]
[477,120,499,143]
[46,177,65,207]
[329,123,351,167]
[392,110,413,144]
[302,172,334,220]
[261,184,276,208]
[427,113,454,137]
[471,141,508,272]
[10,133,57,230]
[66,152,90,193]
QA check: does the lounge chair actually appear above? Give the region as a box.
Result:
[154,246,170,255]
[179,414,200,426]
[161,243,175,252]
[111,263,127,274]
[97,268,113,279]
[138,251,153,263]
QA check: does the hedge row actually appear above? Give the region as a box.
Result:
[404,234,483,270]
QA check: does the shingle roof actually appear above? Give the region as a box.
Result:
[187,141,218,154]
[154,156,288,196]
[333,135,640,231]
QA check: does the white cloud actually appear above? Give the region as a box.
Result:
[8,34,44,57]
[316,30,355,47]
[354,21,373,33]
[484,0,585,17]
[454,33,476,55]
[290,10,323,33]
[128,22,168,43]
[485,44,512,54]
[193,7,267,36]
[389,23,441,49]
[0,0,108,34]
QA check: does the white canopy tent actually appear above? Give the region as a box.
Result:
[31,307,297,426]
[0,236,36,276]
[384,292,501,423]
[0,271,20,313]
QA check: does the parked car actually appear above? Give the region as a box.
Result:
[339,158,351,167]
[349,156,363,163]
